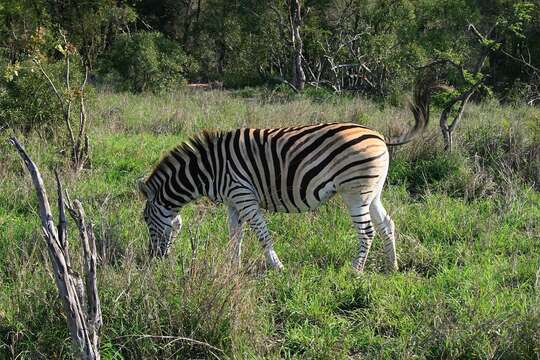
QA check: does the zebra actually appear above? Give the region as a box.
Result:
[138,81,431,272]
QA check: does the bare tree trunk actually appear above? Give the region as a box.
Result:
[9,137,101,360]
[440,112,453,152]
[418,54,488,151]
[439,71,486,151]
[290,0,305,91]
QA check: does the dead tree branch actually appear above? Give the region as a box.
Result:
[439,75,488,151]
[66,196,102,350]
[418,35,490,151]
[9,136,101,360]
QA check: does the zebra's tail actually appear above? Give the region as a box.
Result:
[385,74,435,146]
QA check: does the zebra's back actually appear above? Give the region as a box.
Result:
[223,123,389,213]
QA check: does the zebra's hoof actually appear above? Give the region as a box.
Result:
[386,264,399,273]
[352,259,365,273]
[266,250,284,271]
[268,258,284,271]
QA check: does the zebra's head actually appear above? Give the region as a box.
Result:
[138,179,182,257]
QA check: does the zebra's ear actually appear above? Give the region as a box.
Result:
[137,178,152,199]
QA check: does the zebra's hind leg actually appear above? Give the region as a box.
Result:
[370,195,398,272]
[342,193,375,272]
[227,205,244,267]
[236,201,284,270]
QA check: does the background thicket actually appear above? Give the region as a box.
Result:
[1,1,540,102]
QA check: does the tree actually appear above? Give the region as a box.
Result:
[435,58,488,151]
[289,0,305,91]
[32,32,92,171]
[43,0,136,69]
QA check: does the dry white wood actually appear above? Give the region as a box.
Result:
[66,197,102,353]
[9,136,101,360]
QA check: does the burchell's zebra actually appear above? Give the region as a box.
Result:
[138,82,431,272]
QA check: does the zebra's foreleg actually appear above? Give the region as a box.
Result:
[370,196,398,272]
[227,205,244,267]
[236,203,284,270]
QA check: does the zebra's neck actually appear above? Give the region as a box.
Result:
[146,132,223,210]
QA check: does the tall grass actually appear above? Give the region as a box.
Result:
[1,89,539,358]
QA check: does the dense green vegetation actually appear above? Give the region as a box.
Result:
[1,89,539,358]
[1,0,540,103]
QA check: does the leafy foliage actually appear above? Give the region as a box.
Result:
[102,32,197,93]
[0,59,62,132]
[0,42,88,133]
[1,0,540,100]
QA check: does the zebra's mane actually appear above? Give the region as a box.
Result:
[146,130,220,184]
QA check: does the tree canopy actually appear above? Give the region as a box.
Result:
[1,0,539,101]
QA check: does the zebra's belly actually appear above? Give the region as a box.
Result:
[261,199,330,213]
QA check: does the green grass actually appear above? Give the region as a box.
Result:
[1,89,539,359]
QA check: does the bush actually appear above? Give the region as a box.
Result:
[388,152,464,194]
[387,145,501,199]
[302,86,338,103]
[461,114,540,190]
[0,57,86,133]
[102,32,197,93]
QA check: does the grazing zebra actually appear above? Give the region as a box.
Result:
[138,82,431,272]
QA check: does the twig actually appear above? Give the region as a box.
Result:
[75,65,90,169]
[32,59,66,112]
[55,169,70,266]
[61,31,70,95]
[114,334,224,353]
[469,23,540,73]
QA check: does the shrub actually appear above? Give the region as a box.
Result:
[102,32,197,93]
[0,57,86,133]
[388,148,499,199]
[388,152,464,194]
[461,114,540,190]
[302,86,337,103]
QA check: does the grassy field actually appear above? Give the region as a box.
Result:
[1,89,539,359]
